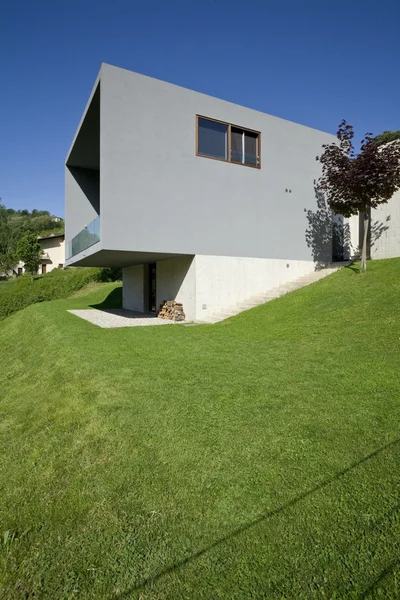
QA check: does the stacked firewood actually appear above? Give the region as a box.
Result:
[157,300,185,321]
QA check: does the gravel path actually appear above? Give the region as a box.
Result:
[68,308,183,328]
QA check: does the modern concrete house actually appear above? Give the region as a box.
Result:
[64,64,400,321]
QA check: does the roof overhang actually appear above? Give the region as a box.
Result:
[65,246,186,268]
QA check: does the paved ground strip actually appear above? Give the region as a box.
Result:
[68,308,183,328]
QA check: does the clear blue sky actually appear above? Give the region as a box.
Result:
[1,0,399,217]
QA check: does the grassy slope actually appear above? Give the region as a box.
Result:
[1,260,400,599]
[0,268,118,319]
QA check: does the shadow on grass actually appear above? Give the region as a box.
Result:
[90,286,122,310]
[115,436,400,597]
[361,558,400,598]
[344,263,360,274]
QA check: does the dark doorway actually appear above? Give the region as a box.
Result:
[148,263,157,312]
[332,218,344,262]
[42,264,47,274]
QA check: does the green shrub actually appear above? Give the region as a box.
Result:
[98,267,122,282]
[0,267,121,319]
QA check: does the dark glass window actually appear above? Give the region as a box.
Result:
[197,118,228,160]
[231,128,259,166]
[231,127,243,163]
[244,131,258,166]
[197,116,260,168]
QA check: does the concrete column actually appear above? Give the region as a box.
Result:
[122,265,145,312]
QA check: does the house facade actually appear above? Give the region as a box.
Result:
[1,261,25,279]
[1,234,65,278]
[64,64,400,321]
[37,233,65,274]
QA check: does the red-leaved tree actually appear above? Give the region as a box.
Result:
[317,120,400,271]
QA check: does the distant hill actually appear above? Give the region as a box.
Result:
[6,208,64,238]
[373,130,400,145]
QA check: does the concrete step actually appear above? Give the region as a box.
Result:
[198,316,226,324]
[212,312,238,319]
[199,311,238,323]
[248,291,284,301]
[196,263,348,324]
[240,304,261,311]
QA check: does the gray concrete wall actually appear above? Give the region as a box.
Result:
[99,63,335,263]
[370,191,400,259]
[122,265,146,311]
[156,256,196,320]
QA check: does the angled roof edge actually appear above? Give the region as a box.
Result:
[99,62,336,139]
[65,66,102,164]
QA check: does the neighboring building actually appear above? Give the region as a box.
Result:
[37,233,65,274]
[64,64,399,321]
[0,261,25,279]
[0,234,65,278]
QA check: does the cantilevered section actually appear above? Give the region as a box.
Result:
[68,249,183,268]
[65,81,100,263]
[66,64,339,267]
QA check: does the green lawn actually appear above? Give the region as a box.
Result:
[1,260,400,599]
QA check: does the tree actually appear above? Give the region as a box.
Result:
[16,231,43,275]
[317,120,400,271]
[374,130,400,146]
[0,203,18,278]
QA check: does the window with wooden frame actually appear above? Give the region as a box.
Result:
[196,115,261,168]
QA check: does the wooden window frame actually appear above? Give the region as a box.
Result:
[196,115,261,169]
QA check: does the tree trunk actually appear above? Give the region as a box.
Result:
[360,207,369,272]
[0,264,9,280]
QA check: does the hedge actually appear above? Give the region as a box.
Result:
[0,267,121,319]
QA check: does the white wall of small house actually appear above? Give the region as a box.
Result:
[39,238,65,274]
[2,238,65,277]
[0,261,25,278]
[15,261,25,276]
